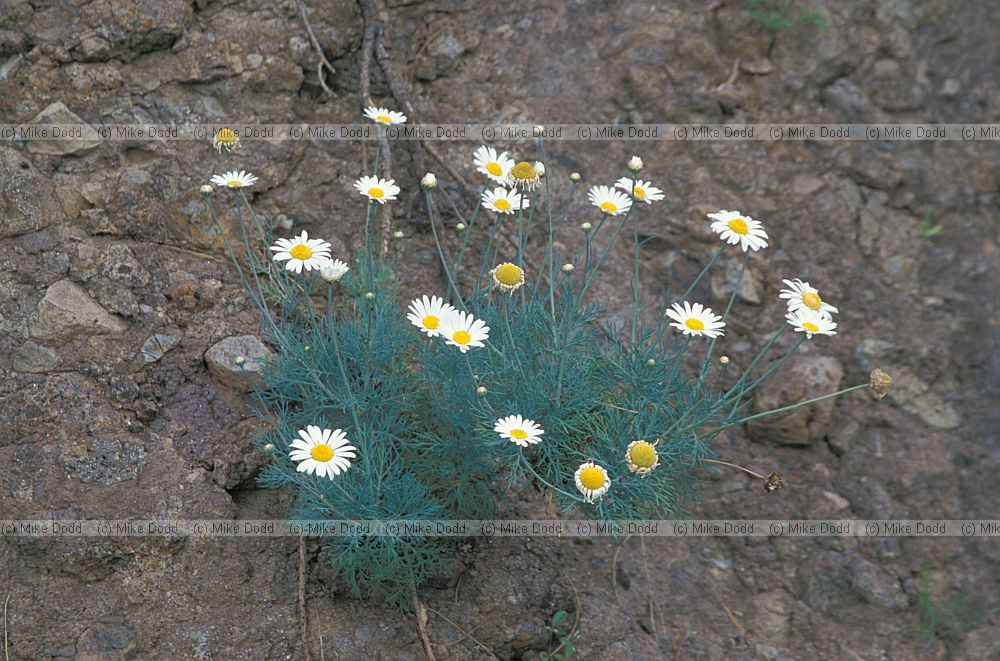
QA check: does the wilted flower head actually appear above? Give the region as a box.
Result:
[490,262,525,293]
[319,259,350,283]
[213,127,239,152]
[870,368,892,400]
[508,161,541,190]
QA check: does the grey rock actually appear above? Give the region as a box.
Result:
[138,333,180,366]
[204,335,274,392]
[102,244,151,287]
[711,257,762,305]
[851,557,907,610]
[885,364,960,429]
[958,626,1000,660]
[61,437,147,485]
[76,620,138,661]
[28,279,128,343]
[0,146,69,239]
[12,341,59,373]
[747,354,844,446]
[25,102,102,156]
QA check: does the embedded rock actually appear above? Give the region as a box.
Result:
[746,354,844,446]
[205,335,274,392]
[0,146,69,238]
[28,279,129,343]
[25,102,102,156]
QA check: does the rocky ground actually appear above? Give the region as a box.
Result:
[1,0,999,659]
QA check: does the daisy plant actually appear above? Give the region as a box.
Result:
[203,119,886,609]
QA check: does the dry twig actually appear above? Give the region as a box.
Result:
[296,0,336,96]
[412,587,437,661]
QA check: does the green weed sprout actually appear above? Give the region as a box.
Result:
[746,0,828,32]
[200,116,885,608]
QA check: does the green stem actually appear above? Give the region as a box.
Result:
[709,383,871,434]
[424,189,466,310]
[519,454,582,503]
[454,182,489,275]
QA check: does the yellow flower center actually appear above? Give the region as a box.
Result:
[290,244,313,261]
[634,187,646,198]
[628,442,657,468]
[228,180,242,187]
[802,322,819,332]
[422,315,439,329]
[376,114,392,124]
[494,198,512,211]
[214,128,238,146]
[510,161,537,181]
[453,330,472,345]
[600,201,618,213]
[511,429,528,440]
[368,187,384,199]
[486,162,503,176]
[493,263,524,287]
[310,444,334,462]
[579,466,606,490]
[685,318,705,331]
[801,292,822,311]
[727,218,749,234]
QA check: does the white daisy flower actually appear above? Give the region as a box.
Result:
[708,210,768,252]
[438,310,490,353]
[494,415,544,447]
[490,262,525,293]
[406,295,456,337]
[269,231,332,274]
[474,146,516,184]
[588,185,633,216]
[319,258,350,283]
[363,106,407,125]
[210,170,259,189]
[779,278,839,318]
[665,301,726,338]
[575,461,611,503]
[625,440,659,476]
[289,426,357,479]
[614,177,665,204]
[482,187,528,214]
[787,309,837,339]
[354,175,400,204]
[507,161,542,191]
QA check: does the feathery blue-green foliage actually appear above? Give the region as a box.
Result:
[201,127,865,609]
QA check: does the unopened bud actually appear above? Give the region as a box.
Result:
[569,172,581,182]
[476,386,487,395]
[365,291,375,300]
[870,368,892,400]
[580,222,592,232]
[235,356,246,367]
[456,223,466,231]
[199,184,213,196]
[264,443,275,452]
[719,356,730,365]
[421,172,437,189]
[393,231,404,240]
[647,358,655,366]
[561,263,574,273]
[628,155,644,172]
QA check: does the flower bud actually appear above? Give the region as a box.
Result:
[393,231,404,240]
[580,222,592,232]
[199,184,213,196]
[532,125,545,137]
[628,155,644,172]
[647,358,655,366]
[719,356,730,365]
[421,172,437,189]
[569,172,581,182]
[235,356,246,367]
[456,223,466,231]
[476,386,487,395]
[561,263,574,273]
